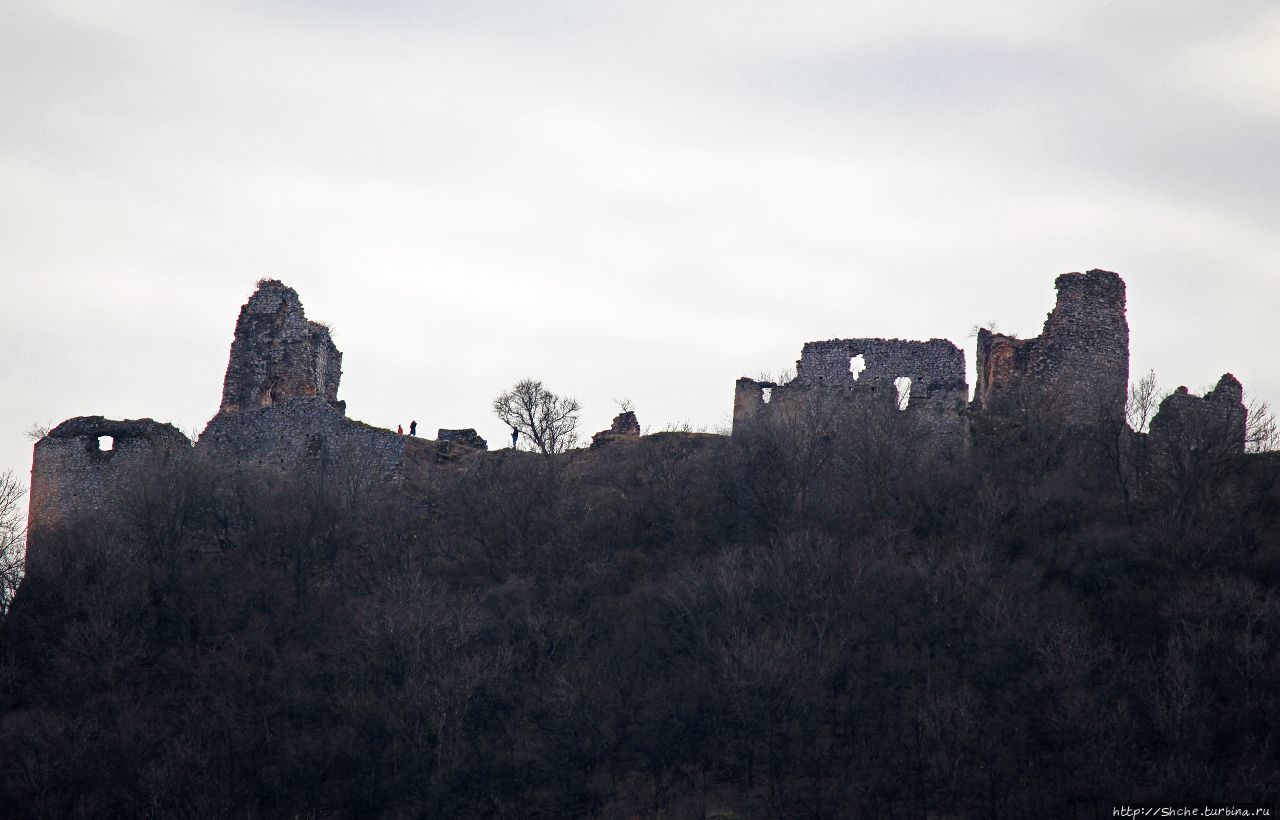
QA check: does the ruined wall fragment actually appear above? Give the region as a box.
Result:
[197,280,414,482]
[591,411,642,448]
[27,417,191,566]
[1149,374,1247,456]
[733,378,776,433]
[436,428,489,461]
[219,279,343,414]
[733,338,969,456]
[438,429,489,449]
[974,269,1128,425]
[199,397,407,483]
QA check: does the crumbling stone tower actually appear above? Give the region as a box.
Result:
[199,281,407,480]
[974,269,1129,426]
[219,279,342,414]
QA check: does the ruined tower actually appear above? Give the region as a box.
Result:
[219,279,342,414]
[199,281,408,481]
[974,269,1129,426]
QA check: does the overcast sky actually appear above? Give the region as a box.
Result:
[2,0,1278,497]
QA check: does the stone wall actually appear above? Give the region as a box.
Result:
[219,280,343,414]
[974,269,1129,425]
[591,411,642,447]
[27,417,191,565]
[199,397,408,483]
[733,378,777,430]
[1149,374,1247,455]
[435,428,488,461]
[734,338,969,456]
[438,429,488,449]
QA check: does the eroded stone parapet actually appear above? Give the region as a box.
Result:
[1149,373,1247,455]
[591,411,642,448]
[975,269,1128,425]
[219,279,344,414]
[28,417,192,564]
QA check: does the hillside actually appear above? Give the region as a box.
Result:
[3,414,1280,817]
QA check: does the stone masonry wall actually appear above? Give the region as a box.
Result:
[27,417,191,566]
[200,279,412,482]
[734,338,969,456]
[219,279,343,414]
[199,397,408,484]
[974,269,1129,425]
[734,378,777,430]
[1149,374,1247,455]
[591,411,642,448]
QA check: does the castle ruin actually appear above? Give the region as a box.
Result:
[27,269,1252,560]
[26,280,416,561]
[733,338,969,456]
[731,268,1243,464]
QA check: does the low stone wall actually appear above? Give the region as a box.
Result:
[199,397,407,484]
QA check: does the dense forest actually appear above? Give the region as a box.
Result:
[2,392,1279,819]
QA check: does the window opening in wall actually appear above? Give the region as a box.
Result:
[97,435,114,451]
[849,355,866,380]
[894,377,912,411]
[761,387,773,404]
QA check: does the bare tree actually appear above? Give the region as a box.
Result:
[1126,369,1162,433]
[493,379,581,454]
[1245,394,1278,453]
[0,471,26,616]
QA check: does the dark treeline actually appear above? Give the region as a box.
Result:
[3,398,1280,819]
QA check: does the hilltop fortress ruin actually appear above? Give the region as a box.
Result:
[27,271,1248,560]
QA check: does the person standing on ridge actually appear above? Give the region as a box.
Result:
[397,424,403,435]
[409,420,417,437]
[511,426,519,449]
